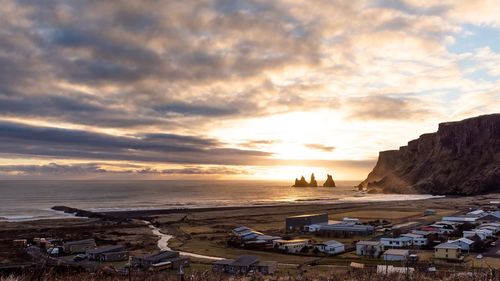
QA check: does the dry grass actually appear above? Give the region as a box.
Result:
[1,268,499,281]
[329,210,421,220]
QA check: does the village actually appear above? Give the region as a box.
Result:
[4,201,500,278]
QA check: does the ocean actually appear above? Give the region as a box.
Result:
[0,180,441,221]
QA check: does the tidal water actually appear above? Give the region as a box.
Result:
[0,180,440,221]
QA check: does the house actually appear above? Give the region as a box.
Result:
[255,235,282,243]
[13,239,28,247]
[285,213,328,232]
[231,227,265,241]
[213,255,277,275]
[313,222,374,236]
[356,241,384,257]
[428,224,454,235]
[314,240,345,255]
[448,238,474,252]
[401,233,428,246]
[478,223,500,234]
[383,249,410,261]
[380,237,413,248]
[232,226,251,236]
[63,239,96,254]
[464,228,493,240]
[466,209,486,217]
[272,239,309,253]
[442,216,479,223]
[131,250,190,269]
[243,235,282,250]
[434,243,462,261]
[476,214,500,224]
[463,230,488,241]
[33,238,56,249]
[86,245,128,262]
[342,217,360,224]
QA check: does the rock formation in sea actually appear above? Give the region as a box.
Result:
[292,174,319,187]
[358,114,500,195]
[323,174,336,187]
[309,173,318,187]
[293,176,310,187]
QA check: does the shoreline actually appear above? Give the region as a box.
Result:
[1,193,444,222]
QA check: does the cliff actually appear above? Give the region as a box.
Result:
[358,114,500,195]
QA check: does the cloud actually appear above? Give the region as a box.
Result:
[345,95,435,121]
[0,0,499,179]
[0,163,250,176]
[0,120,271,165]
[305,143,336,152]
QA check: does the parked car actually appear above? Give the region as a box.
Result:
[476,254,483,259]
[73,254,87,262]
[47,247,60,256]
[491,242,496,246]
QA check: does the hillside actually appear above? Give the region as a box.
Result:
[358,114,500,195]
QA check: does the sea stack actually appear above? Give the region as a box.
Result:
[323,174,336,187]
[293,176,309,187]
[309,173,318,187]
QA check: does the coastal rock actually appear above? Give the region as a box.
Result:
[358,114,500,195]
[293,176,309,187]
[323,174,336,187]
[292,174,319,187]
[309,173,318,187]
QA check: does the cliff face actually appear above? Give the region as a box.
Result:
[358,114,500,195]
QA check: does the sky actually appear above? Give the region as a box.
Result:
[0,0,499,181]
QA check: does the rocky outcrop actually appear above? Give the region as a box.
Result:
[292,173,319,187]
[293,176,309,187]
[309,173,318,187]
[323,174,336,187]
[358,114,500,195]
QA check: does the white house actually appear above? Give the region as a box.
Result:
[442,216,479,223]
[466,209,486,217]
[383,249,410,261]
[463,230,487,241]
[356,241,384,257]
[448,238,474,252]
[401,233,428,246]
[306,224,324,233]
[273,239,309,253]
[428,224,454,235]
[463,228,493,240]
[315,240,345,255]
[477,225,499,235]
[342,217,360,225]
[381,236,413,248]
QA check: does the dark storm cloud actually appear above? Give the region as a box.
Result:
[0,121,270,165]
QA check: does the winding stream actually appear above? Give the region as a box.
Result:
[144,221,224,261]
